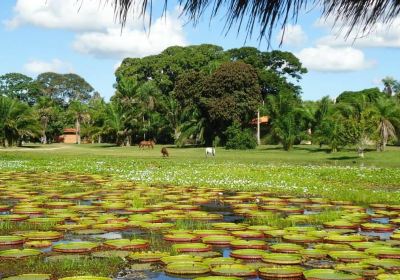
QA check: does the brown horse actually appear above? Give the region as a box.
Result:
[139,140,155,149]
[161,147,169,157]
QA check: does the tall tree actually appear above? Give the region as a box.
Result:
[67,101,90,144]
[0,96,39,147]
[373,98,400,151]
[0,73,41,105]
[37,72,95,106]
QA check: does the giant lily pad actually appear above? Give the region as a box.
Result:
[361,223,395,232]
[164,233,200,243]
[104,238,149,250]
[194,277,242,280]
[211,264,257,277]
[53,241,98,253]
[303,269,363,280]
[270,243,304,253]
[173,243,212,252]
[0,235,24,246]
[21,231,63,241]
[376,274,400,280]
[161,254,203,265]
[230,239,267,249]
[259,266,304,279]
[328,250,369,263]
[262,253,302,265]
[165,261,210,275]
[230,248,265,260]
[366,246,400,259]
[231,230,264,239]
[58,277,111,280]
[128,251,170,262]
[202,235,236,246]
[3,274,51,280]
[0,248,42,259]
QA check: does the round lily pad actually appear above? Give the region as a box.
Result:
[270,243,304,253]
[203,257,240,267]
[202,235,236,245]
[3,274,51,280]
[0,235,24,246]
[230,248,266,260]
[366,246,400,259]
[0,248,42,259]
[323,221,359,230]
[128,251,170,262]
[259,266,304,279]
[161,254,203,265]
[262,253,302,265]
[328,250,369,263]
[324,234,366,244]
[24,240,52,248]
[193,229,229,237]
[376,274,400,280]
[361,223,395,232]
[363,258,400,270]
[303,269,363,280]
[194,277,242,280]
[53,241,98,253]
[165,261,210,275]
[230,239,267,249]
[283,234,321,244]
[173,243,212,252]
[231,230,264,239]
[300,249,328,259]
[211,264,257,277]
[104,238,149,250]
[212,223,247,231]
[164,233,200,243]
[21,231,63,241]
[58,277,111,280]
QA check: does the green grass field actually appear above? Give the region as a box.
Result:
[1,143,400,205]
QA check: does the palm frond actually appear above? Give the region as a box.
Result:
[109,0,400,41]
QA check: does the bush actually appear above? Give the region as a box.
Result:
[225,123,257,150]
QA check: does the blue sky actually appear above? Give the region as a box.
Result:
[1,0,400,101]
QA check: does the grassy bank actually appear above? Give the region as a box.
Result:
[1,144,400,204]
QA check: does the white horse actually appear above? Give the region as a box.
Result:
[205,147,215,157]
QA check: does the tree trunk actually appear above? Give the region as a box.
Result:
[257,110,261,145]
[75,118,81,144]
[98,135,102,144]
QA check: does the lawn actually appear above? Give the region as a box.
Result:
[1,143,400,204]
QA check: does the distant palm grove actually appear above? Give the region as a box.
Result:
[1,44,400,152]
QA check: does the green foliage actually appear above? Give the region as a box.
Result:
[0,96,39,147]
[225,122,257,150]
[0,73,41,105]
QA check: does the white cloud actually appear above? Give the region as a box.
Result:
[297,45,374,72]
[277,24,307,47]
[5,0,121,31]
[315,16,400,48]
[72,12,187,58]
[24,59,74,75]
[6,1,187,58]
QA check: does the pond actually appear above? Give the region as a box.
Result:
[0,172,400,280]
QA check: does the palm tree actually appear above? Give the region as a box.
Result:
[373,98,400,151]
[34,96,56,144]
[176,107,206,147]
[0,96,39,147]
[68,101,90,144]
[103,101,134,146]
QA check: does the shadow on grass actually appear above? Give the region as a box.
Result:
[328,156,359,161]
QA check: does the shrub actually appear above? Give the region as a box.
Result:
[225,123,257,150]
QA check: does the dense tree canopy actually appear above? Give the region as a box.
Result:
[1,44,400,153]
